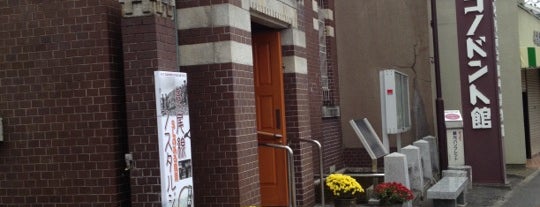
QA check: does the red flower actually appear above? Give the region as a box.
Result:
[374,182,414,204]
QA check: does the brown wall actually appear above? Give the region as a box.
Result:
[121,13,178,205]
[0,0,129,205]
[335,0,435,165]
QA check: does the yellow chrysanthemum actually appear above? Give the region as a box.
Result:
[325,173,364,199]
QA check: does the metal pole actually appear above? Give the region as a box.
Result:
[259,143,296,207]
[430,0,448,171]
[290,138,325,207]
[371,159,379,188]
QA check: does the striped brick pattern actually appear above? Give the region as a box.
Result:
[176,1,259,206]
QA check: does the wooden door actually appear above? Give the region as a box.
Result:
[253,31,288,206]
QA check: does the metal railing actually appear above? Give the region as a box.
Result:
[259,143,296,207]
[289,138,324,207]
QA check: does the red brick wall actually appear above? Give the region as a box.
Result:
[0,0,129,206]
[177,2,259,206]
[321,0,345,172]
[121,13,178,206]
[180,63,260,207]
[305,0,344,174]
[283,72,314,206]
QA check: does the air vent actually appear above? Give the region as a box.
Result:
[321,106,340,118]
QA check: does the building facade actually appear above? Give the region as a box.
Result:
[0,0,343,206]
[519,2,540,159]
[335,0,435,165]
[436,0,530,183]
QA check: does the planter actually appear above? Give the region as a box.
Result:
[333,198,356,207]
[378,203,402,207]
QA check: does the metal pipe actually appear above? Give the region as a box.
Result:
[172,0,180,71]
[259,143,296,207]
[290,138,325,207]
[430,0,448,171]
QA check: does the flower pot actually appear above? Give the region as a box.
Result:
[378,202,403,207]
[333,198,356,207]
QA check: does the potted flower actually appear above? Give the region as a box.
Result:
[373,182,414,206]
[325,173,364,207]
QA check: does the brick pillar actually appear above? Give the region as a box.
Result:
[280,1,316,205]
[119,0,177,205]
[176,1,260,206]
[317,0,344,172]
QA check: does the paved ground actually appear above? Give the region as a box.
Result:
[466,154,540,207]
[497,170,540,207]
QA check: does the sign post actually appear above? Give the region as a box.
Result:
[455,0,506,183]
[444,110,465,166]
[155,71,194,207]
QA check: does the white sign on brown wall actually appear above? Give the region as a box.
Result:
[154,71,193,207]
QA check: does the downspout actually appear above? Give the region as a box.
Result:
[173,0,180,71]
[430,0,448,171]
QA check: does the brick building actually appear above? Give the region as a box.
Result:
[0,0,345,206]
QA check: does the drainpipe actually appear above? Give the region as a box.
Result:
[173,0,180,71]
[430,0,448,171]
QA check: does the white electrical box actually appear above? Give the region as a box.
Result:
[380,69,411,134]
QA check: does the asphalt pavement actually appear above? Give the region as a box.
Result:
[467,164,540,207]
[495,169,540,207]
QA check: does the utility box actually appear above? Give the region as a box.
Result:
[380,69,411,134]
[445,110,465,166]
[380,69,411,151]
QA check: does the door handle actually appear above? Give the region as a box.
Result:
[257,131,283,139]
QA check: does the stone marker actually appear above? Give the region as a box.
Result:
[414,140,433,183]
[401,145,423,194]
[423,135,440,176]
[384,152,412,207]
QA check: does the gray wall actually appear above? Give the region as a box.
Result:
[498,0,526,164]
[335,0,435,148]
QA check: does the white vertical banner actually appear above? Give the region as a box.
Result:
[154,71,193,207]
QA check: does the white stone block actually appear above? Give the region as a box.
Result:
[448,165,473,189]
[280,28,306,48]
[384,152,412,207]
[442,170,467,178]
[414,140,433,182]
[401,145,424,194]
[384,152,410,187]
[423,135,440,176]
[282,56,307,74]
